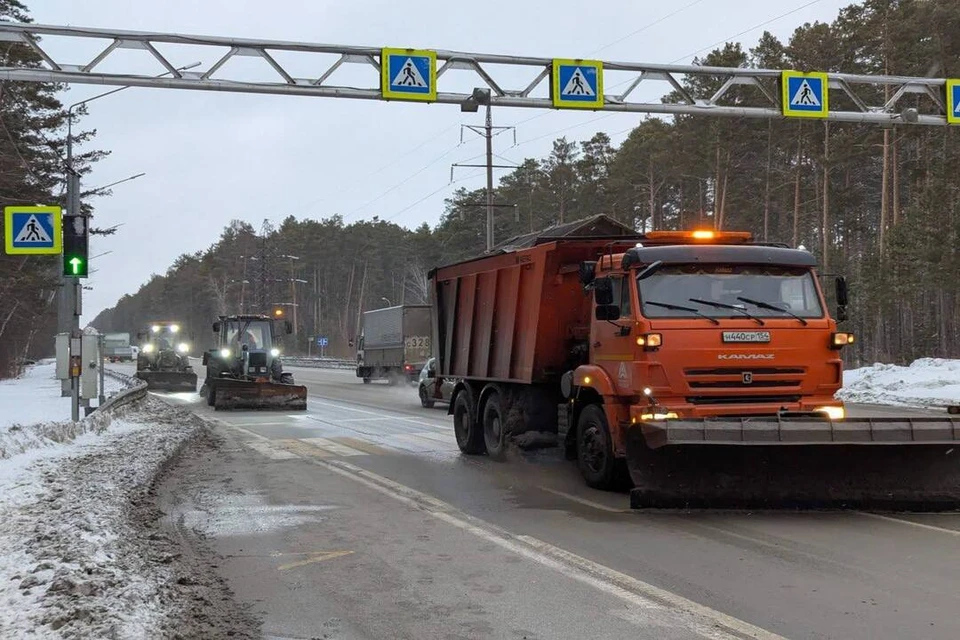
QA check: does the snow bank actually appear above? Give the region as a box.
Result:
[0,361,131,460]
[838,358,960,408]
[0,396,253,638]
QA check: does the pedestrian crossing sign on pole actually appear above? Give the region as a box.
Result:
[381,48,437,102]
[781,71,829,119]
[552,59,603,109]
[946,79,960,125]
[4,205,62,255]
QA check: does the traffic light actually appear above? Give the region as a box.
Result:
[62,215,88,277]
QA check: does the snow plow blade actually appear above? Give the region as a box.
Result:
[213,380,307,411]
[135,370,198,392]
[626,416,960,511]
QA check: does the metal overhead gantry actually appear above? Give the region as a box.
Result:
[0,22,955,126]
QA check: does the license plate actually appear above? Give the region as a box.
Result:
[722,331,771,343]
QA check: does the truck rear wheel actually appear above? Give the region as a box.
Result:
[576,404,626,490]
[453,390,485,455]
[482,390,507,460]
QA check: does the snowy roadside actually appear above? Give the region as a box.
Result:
[839,358,960,408]
[0,371,256,637]
[1,361,128,460]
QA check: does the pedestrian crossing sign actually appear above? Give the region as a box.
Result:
[381,48,437,102]
[4,205,62,255]
[552,59,604,109]
[781,71,829,119]
[947,79,960,125]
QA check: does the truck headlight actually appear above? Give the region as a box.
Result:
[270,348,280,357]
[636,333,662,349]
[815,405,845,420]
[170,324,180,333]
[177,343,190,353]
[142,343,155,354]
[151,325,160,333]
[220,348,231,358]
[831,332,855,349]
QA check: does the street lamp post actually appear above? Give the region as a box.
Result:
[58,61,200,399]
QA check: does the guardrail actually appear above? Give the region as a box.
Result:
[283,356,355,370]
[100,368,147,412]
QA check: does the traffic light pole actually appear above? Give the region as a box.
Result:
[58,116,80,396]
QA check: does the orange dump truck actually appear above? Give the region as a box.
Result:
[430,225,960,509]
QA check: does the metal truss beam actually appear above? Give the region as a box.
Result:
[0,22,951,126]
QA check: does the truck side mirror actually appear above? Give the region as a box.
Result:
[285,320,293,335]
[202,352,209,366]
[212,321,220,333]
[835,276,848,307]
[579,261,597,287]
[593,277,614,305]
[595,305,621,321]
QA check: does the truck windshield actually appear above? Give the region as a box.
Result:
[636,265,824,319]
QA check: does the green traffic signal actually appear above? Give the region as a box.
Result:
[67,256,85,275]
[62,214,88,277]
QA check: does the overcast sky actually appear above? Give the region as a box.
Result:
[28,0,851,320]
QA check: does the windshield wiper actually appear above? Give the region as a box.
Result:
[737,296,808,326]
[645,300,720,325]
[689,298,765,326]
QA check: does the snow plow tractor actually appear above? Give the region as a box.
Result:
[135,322,198,392]
[200,314,307,411]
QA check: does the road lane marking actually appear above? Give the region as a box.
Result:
[301,437,367,457]
[244,440,300,460]
[539,486,630,513]
[856,512,960,537]
[314,457,784,640]
[308,398,451,431]
[277,550,354,571]
[328,436,393,456]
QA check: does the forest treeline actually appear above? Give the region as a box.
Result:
[83,0,960,365]
[0,0,104,377]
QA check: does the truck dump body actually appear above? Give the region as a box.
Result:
[433,240,632,383]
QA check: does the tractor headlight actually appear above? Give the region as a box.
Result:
[220,348,231,358]
[151,325,160,333]
[177,343,190,353]
[170,324,180,333]
[270,348,280,357]
[815,405,845,420]
[142,343,155,354]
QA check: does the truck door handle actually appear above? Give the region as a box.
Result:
[593,341,601,348]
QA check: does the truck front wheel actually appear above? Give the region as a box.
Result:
[453,391,485,455]
[576,404,626,490]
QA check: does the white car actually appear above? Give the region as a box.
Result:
[417,358,455,409]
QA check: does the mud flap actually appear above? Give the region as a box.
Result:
[212,380,307,411]
[626,416,960,510]
[136,370,198,392]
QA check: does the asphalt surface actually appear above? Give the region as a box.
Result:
[115,362,960,639]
